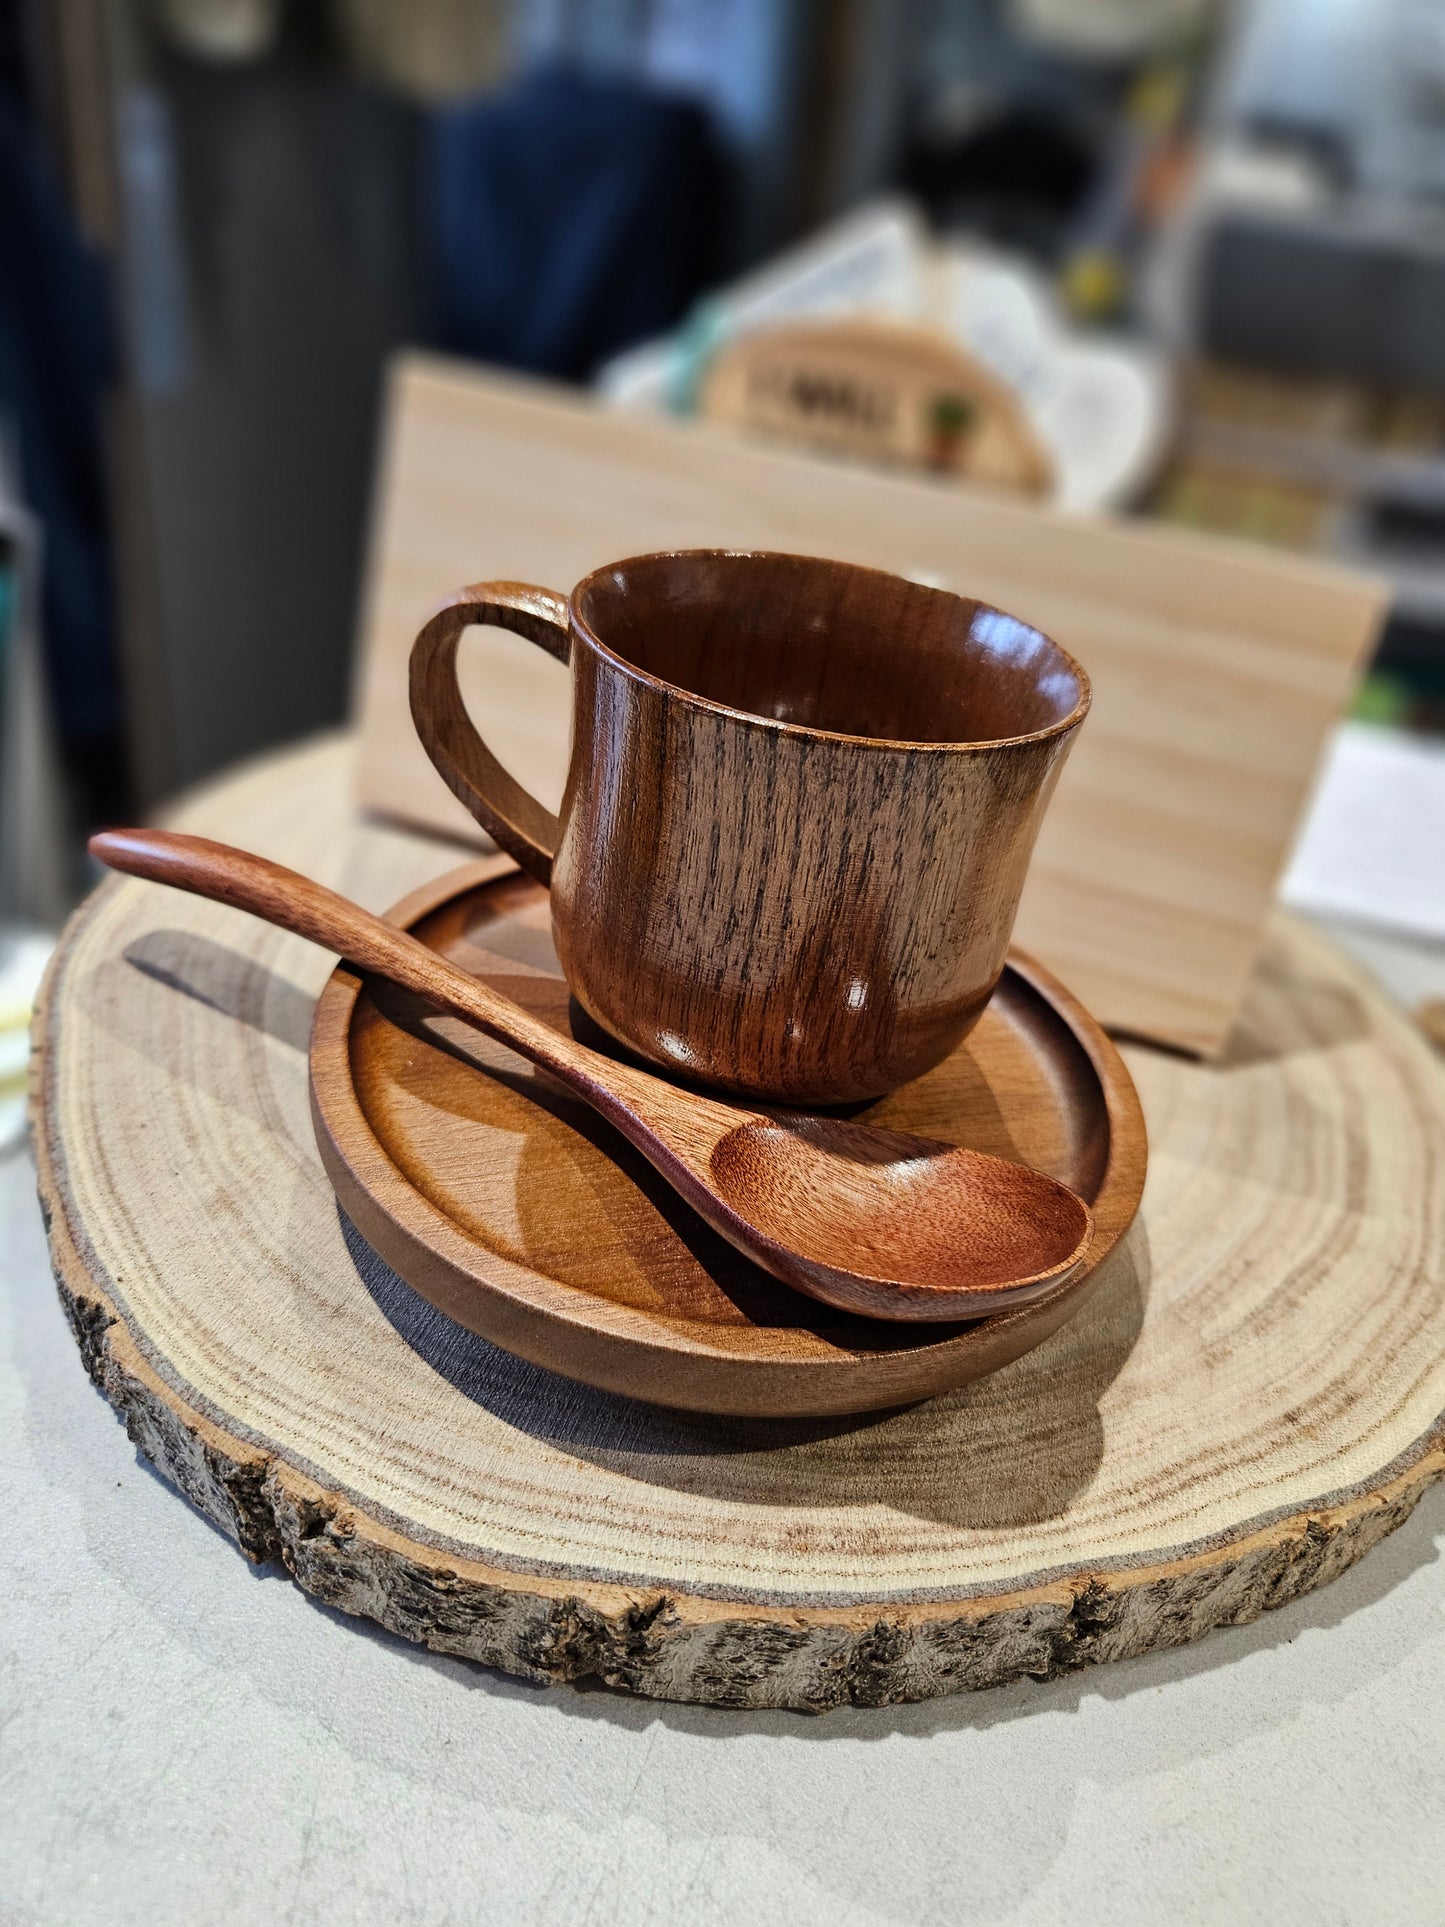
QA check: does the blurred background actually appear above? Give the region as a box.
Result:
[4,0,1445,1112]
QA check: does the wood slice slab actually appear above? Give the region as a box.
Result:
[32,737,1445,1711]
[309,864,1145,1417]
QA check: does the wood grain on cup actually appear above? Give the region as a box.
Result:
[411,550,1089,1105]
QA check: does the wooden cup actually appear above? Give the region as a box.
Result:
[409,549,1088,1105]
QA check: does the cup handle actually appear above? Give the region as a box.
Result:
[409,581,571,886]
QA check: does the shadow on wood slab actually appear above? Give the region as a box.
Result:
[122,930,316,1054]
[339,1206,1148,1533]
[1217,940,1371,1067]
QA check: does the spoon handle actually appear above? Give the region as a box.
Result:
[88,830,732,1148]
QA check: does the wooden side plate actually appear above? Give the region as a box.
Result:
[308,862,1147,1416]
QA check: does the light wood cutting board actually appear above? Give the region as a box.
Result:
[352,354,1385,1056]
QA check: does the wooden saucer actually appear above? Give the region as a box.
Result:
[308,862,1146,1416]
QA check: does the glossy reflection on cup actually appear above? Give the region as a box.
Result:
[410,550,1089,1106]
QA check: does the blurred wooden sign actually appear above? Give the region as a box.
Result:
[700,320,1053,495]
[353,355,1385,1057]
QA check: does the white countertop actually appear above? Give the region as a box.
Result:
[4,912,1445,1925]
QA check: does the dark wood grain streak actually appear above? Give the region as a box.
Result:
[410,550,1089,1105]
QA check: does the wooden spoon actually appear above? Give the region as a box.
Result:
[91,829,1094,1322]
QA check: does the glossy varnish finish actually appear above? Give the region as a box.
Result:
[88,829,1095,1325]
[411,550,1088,1105]
[305,862,1141,1414]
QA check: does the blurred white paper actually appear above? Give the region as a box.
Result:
[1281,721,1445,940]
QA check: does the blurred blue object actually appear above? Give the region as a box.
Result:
[425,63,731,382]
[0,96,117,743]
[115,86,189,398]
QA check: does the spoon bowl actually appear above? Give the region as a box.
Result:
[707,1118,1094,1318]
[90,828,1094,1322]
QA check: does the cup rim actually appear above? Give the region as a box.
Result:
[569,548,1092,753]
